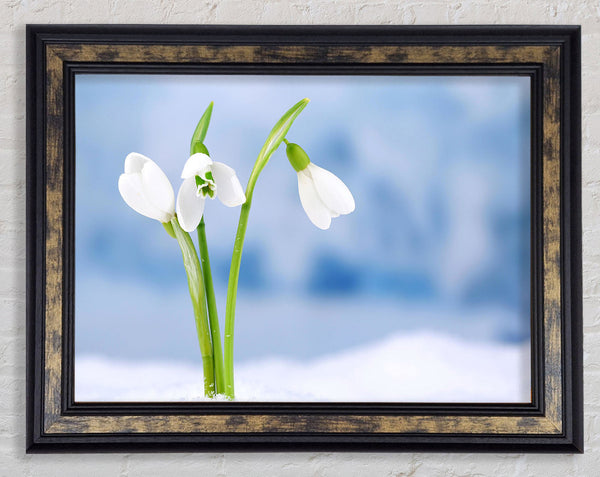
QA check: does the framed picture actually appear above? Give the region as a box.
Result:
[26,25,582,452]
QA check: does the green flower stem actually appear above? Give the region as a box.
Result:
[223,98,310,399]
[197,217,225,395]
[223,196,253,399]
[171,216,215,397]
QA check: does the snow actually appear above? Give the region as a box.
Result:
[75,331,531,403]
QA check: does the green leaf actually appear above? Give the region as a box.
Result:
[170,216,215,396]
[190,102,214,154]
[248,98,310,188]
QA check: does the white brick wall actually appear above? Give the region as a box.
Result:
[1,1,597,475]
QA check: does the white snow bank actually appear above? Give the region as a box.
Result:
[75,331,530,403]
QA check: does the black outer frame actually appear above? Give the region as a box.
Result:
[25,25,582,453]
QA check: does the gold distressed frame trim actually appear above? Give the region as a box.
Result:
[43,43,562,435]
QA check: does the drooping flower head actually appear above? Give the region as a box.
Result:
[176,152,246,232]
[285,142,355,230]
[118,152,175,223]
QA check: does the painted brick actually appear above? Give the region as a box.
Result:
[0,0,597,475]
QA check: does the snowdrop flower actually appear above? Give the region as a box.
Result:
[118,152,175,223]
[285,141,355,230]
[176,153,246,232]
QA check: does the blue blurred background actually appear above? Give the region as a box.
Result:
[74,74,531,366]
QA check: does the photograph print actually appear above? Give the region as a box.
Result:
[74,73,532,403]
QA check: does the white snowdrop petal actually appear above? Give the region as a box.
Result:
[118,173,168,222]
[181,153,213,179]
[297,170,332,230]
[176,177,206,232]
[141,160,175,219]
[124,152,151,174]
[307,163,355,215]
[211,161,246,207]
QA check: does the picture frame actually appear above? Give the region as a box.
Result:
[26,25,582,452]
